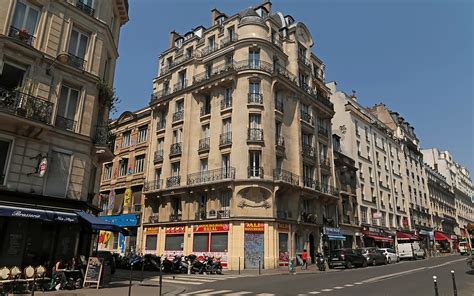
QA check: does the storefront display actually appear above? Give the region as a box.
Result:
[193,223,229,267]
[143,227,159,254]
[164,226,185,257]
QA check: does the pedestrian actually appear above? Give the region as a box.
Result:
[301,249,308,270]
[52,258,67,290]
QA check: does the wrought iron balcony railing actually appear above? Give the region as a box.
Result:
[302,144,316,158]
[143,180,162,192]
[298,55,311,68]
[300,111,313,125]
[170,143,182,156]
[193,62,235,85]
[220,33,238,47]
[248,93,263,104]
[55,115,77,132]
[271,37,283,48]
[166,176,181,188]
[187,167,236,185]
[303,177,316,189]
[320,157,331,168]
[8,26,35,46]
[235,60,273,73]
[318,125,329,137]
[172,110,184,122]
[154,150,164,162]
[221,97,232,109]
[198,137,210,151]
[148,213,159,223]
[170,213,182,221]
[200,45,218,57]
[93,125,113,147]
[275,99,284,112]
[273,169,299,186]
[173,79,188,92]
[66,53,86,70]
[248,128,264,142]
[75,0,95,17]
[300,212,318,224]
[152,89,170,100]
[273,63,298,83]
[248,166,264,178]
[195,210,207,220]
[219,132,232,146]
[0,88,53,124]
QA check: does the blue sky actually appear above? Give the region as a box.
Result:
[114,0,473,172]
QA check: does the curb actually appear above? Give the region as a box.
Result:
[164,286,186,295]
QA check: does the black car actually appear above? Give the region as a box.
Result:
[358,248,387,266]
[328,248,367,269]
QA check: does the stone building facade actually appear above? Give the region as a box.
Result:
[0,0,128,267]
[141,2,339,269]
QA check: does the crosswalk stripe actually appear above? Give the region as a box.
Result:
[321,288,333,292]
[165,276,215,282]
[255,294,275,296]
[334,286,344,289]
[224,292,253,296]
[309,292,321,294]
[344,284,354,287]
[180,289,214,295]
[203,290,232,295]
[354,282,364,285]
[157,278,202,285]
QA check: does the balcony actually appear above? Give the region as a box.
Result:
[221,97,232,110]
[172,110,184,122]
[200,106,211,117]
[8,26,35,46]
[170,143,182,156]
[66,53,86,70]
[320,183,339,196]
[173,79,188,92]
[193,62,236,85]
[248,166,264,178]
[148,213,159,223]
[319,157,331,169]
[195,209,207,220]
[200,45,218,57]
[271,37,282,48]
[234,60,273,73]
[198,137,210,151]
[273,63,298,84]
[302,144,316,158]
[318,125,328,137]
[300,212,318,224]
[275,136,285,151]
[219,132,232,147]
[220,33,238,47]
[144,180,163,192]
[273,169,299,186]
[166,176,181,188]
[55,115,77,132]
[275,99,284,113]
[298,55,311,68]
[300,111,313,125]
[248,128,264,142]
[152,89,170,101]
[303,177,316,189]
[93,125,114,150]
[75,0,95,17]
[154,150,164,163]
[170,213,182,222]
[0,88,53,124]
[248,93,263,105]
[187,167,236,186]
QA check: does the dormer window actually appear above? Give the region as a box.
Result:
[174,37,183,48]
[285,15,295,25]
[216,15,226,26]
[255,7,268,18]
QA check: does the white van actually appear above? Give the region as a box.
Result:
[459,241,469,255]
[397,241,425,260]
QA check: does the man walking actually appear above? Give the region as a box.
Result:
[301,249,309,270]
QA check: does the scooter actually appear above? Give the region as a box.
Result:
[315,253,326,271]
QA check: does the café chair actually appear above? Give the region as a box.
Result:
[24,265,35,291]
[10,266,24,293]
[0,267,12,293]
[35,265,49,291]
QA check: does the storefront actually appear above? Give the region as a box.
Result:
[361,225,394,248]
[322,227,345,256]
[434,230,452,252]
[164,226,186,258]
[277,223,289,266]
[143,226,159,254]
[98,213,139,254]
[244,223,265,269]
[192,223,229,267]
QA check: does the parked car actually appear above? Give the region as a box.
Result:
[458,241,470,255]
[397,241,425,260]
[328,248,367,269]
[358,247,387,266]
[379,248,399,264]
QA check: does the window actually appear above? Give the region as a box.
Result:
[200,158,208,174]
[175,100,184,112]
[134,155,145,173]
[208,35,215,50]
[319,143,328,160]
[222,154,230,177]
[223,118,231,134]
[138,125,148,143]
[165,235,184,251]
[249,114,261,129]
[173,128,182,143]
[211,233,228,252]
[0,137,13,185]
[302,132,311,146]
[369,167,373,181]
[202,95,211,114]
[357,140,361,154]
[360,207,367,223]
[68,28,89,60]
[44,150,72,198]
[103,163,113,180]
[145,235,158,251]
[249,49,260,67]
[355,121,359,136]
[275,121,282,139]
[249,81,260,95]
[303,165,313,182]
[122,131,131,147]
[367,146,371,160]
[249,151,261,177]
[56,85,80,131]
[119,158,129,176]
[298,45,306,58]
[171,162,180,177]
[219,191,231,211]
[154,168,161,181]
[11,1,39,35]
[361,183,365,199]
[186,47,193,58]
[365,127,370,141]
[193,233,208,252]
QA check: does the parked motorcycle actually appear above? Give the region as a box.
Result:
[316,253,326,271]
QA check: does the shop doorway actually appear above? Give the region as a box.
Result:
[309,233,315,263]
[244,232,264,269]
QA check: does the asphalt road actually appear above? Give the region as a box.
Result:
[179,255,474,295]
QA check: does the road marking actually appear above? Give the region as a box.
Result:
[180,289,214,295]
[321,288,333,292]
[255,294,275,296]
[309,292,321,294]
[344,284,354,287]
[354,282,364,285]
[204,290,232,295]
[169,276,216,282]
[334,286,344,289]
[159,278,203,285]
[224,292,253,295]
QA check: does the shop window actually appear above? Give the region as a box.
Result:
[211,233,228,252]
[165,234,184,251]
[145,235,157,251]
[193,233,208,252]
[112,233,119,250]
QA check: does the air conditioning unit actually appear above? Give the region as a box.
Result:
[207,210,217,219]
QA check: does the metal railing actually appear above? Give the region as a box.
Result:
[319,157,331,168]
[154,150,164,162]
[275,99,284,112]
[193,62,235,84]
[144,180,162,192]
[273,169,299,186]
[300,212,318,224]
[55,115,77,132]
[303,177,316,189]
[152,89,170,100]
[195,210,207,220]
[248,166,264,178]
[271,37,282,48]
[170,213,182,221]
[198,137,210,151]
[0,87,53,124]
[300,111,313,125]
[93,125,112,146]
[200,45,218,57]
[248,93,263,104]
[248,128,264,141]
[221,97,232,109]
[170,143,182,155]
[166,176,181,188]
[173,79,188,92]
[298,55,311,68]
[276,136,285,149]
[8,26,35,46]
[75,0,95,16]
[220,33,238,47]
[318,125,328,137]
[273,63,298,83]
[234,60,273,73]
[220,132,232,146]
[200,106,211,116]
[187,167,236,185]
[66,53,86,70]
[302,144,316,158]
[172,110,184,122]
[148,214,159,223]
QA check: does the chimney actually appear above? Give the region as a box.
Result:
[262,1,272,13]
[211,8,221,25]
[169,31,179,48]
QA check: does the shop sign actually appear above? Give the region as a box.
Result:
[144,227,159,234]
[165,226,186,234]
[194,223,229,233]
[11,210,42,219]
[38,157,48,177]
[277,223,289,232]
[323,227,342,236]
[372,212,382,219]
[123,188,132,208]
[244,222,264,232]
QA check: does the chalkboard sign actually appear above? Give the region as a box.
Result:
[83,257,103,289]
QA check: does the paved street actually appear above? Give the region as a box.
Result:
[178,255,473,295]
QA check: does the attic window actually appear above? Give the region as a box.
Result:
[255,8,268,18]
[285,15,295,25]
[216,15,226,26]
[184,32,194,40]
[175,37,183,48]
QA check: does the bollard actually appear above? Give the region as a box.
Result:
[433,276,439,296]
[258,257,261,275]
[141,258,145,280]
[159,258,163,296]
[238,257,241,275]
[451,270,457,296]
[188,259,191,275]
[128,263,134,296]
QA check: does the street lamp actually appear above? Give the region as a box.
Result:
[46,53,70,75]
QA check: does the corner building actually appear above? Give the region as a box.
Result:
[142,2,338,270]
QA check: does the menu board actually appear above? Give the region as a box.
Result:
[83,257,103,289]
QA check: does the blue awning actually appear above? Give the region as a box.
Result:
[327,235,346,241]
[0,205,78,223]
[98,214,139,227]
[76,210,128,235]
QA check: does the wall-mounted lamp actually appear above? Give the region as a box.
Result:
[46,53,70,75]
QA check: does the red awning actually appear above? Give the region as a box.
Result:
[434,231,451,241]
[396,231,421,241]
[364,234,394,243]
